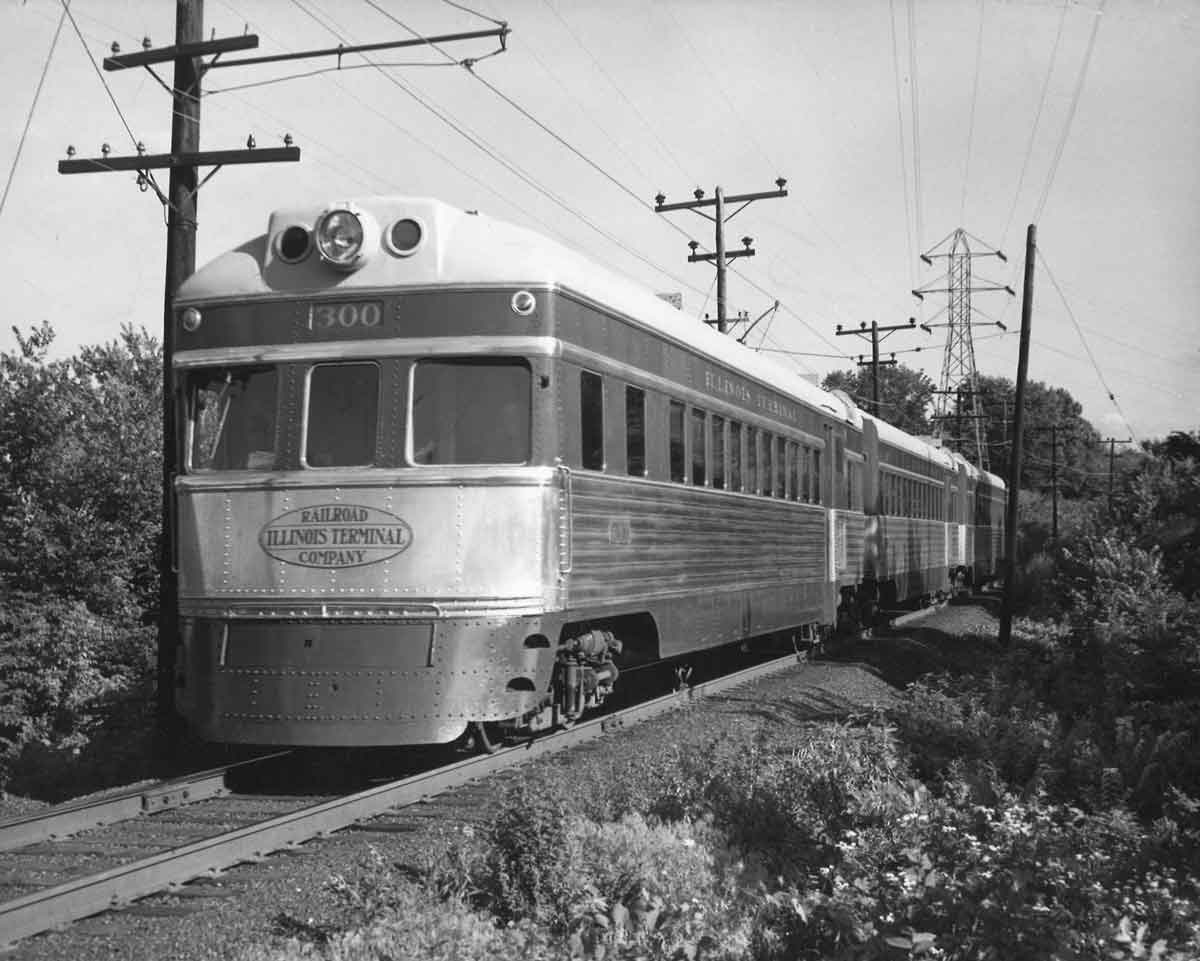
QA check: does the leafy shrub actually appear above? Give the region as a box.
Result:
[476,784,575,926]
[0,592,153,794]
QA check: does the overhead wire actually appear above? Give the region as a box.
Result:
[960,0,986,224]
[286,0,718,309]
[357,0,848,382]
[906,0,925,254]
[459,0,664,191]
[60,0,141,149]
[999,0,1069,252]
[1,4,67,222]
[1033,0,1107,223]
[656,2,778,176]
[1035,247,1136,441]
[888,0,916,291]
[535,0,696,186]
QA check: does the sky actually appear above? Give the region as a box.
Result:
[1,0,1197,443]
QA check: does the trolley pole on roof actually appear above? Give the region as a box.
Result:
[654,180,788,334]
[998,224,1037,649]
[833,318,926,418]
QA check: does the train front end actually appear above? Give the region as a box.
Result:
[171,198,566,746]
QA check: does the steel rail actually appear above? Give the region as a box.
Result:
[0,752,290,854]
[0,652,801,948]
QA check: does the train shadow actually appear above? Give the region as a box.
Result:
[826,599,1002,688]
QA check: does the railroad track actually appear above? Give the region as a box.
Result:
[0,649,804,950]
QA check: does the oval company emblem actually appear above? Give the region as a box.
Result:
[259,504,413,569]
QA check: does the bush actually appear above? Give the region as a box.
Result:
[0,592,154,795]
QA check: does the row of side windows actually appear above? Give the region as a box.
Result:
[579,369,825,503]
[881,470,945,520]
[669,399,824,502]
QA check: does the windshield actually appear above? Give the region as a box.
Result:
[188,366,278,471]
[305,362,379,467]
[411,358,530,464]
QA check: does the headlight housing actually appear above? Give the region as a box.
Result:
[314,205,375,271]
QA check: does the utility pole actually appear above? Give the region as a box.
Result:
[60,1,300,730]
[655,180,788,333]
[833,318,927,418]
[1101,437,1133,513]
[913,228,1013,468]
[999,225,1036,649]
[1031,425,1061,542]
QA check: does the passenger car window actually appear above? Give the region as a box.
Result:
[306,363,379,467]
[691,408,706,486]
[668,401,686,483]
[580,370,604,470]
[711,415,725,490]
[412,358,530,465]
[189,365,278,471]
[626,385,646,476]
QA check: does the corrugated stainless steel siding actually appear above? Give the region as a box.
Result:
[565,474,828,607]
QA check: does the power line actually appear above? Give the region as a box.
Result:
[960,0,986,224]
[537,0,696,185]
[61,0,140,147]
[1,4,66,222]
[296,0,713,304]
[1033,0,1107,223]
[906,0,925,252]
[888,0,915,290]
[1036,248,1138,443]
[999,0,1069,251]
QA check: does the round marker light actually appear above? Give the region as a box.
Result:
[386,218,423,256]
[278,224,311,263]
[314,207,366,270]
[181,307,202,332]
[511,290,537,316]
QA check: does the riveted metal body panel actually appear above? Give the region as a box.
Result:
[565,472,832,654]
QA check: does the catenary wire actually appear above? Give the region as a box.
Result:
[355,0,844,381]
[296,0,719,309]
[0,5,67,222]
[537,0,697,185]
[999,0,1069,252]
[1035,247,1136,442]
[1033,0,1107,223]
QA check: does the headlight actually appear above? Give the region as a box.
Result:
[314,206,371,270]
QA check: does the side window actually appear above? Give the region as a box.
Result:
[800,446,811,503]
[668,400,686,483]
[580,370,604,470]
[691,408,706,486]
[773,436,784,497]
[729,422,742,492]
[813,447,822,504]
[762,434,773,497]
[746,427,758,494]
[625,385,645,477]
[711,414,726,490]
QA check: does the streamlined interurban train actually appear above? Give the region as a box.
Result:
[170,195,1004,748]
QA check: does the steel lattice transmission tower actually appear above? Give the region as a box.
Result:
[912,229,1014,469]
